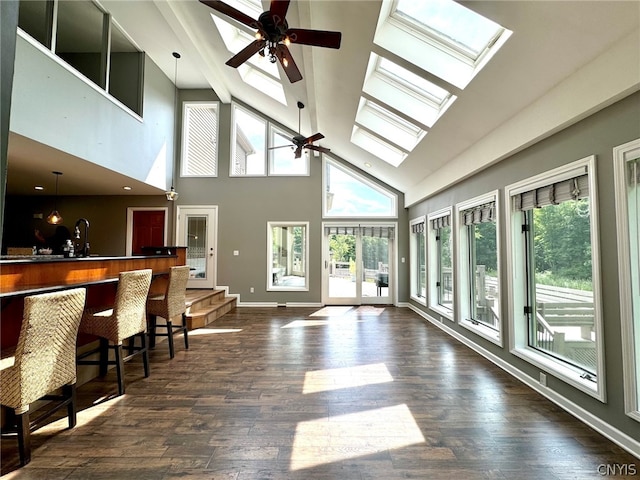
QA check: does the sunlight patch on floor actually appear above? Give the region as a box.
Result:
[188,328,243,336]
[309,306,355,317]
[290,404,425,471]
[303,363,393,394]
[36,395,125,434]
[352,306,385,316]
[282,319,365,329]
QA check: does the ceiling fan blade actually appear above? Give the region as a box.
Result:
[225,40,266,68]
[306,144,331,154]
[268,144,294,150]
[294,146,303,159]
[304,132,325,144]
[275,45,303,83]
[286,28,342,49]
[269,0,290,26]
[199,0,260,29]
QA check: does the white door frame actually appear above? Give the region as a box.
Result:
[322,222,396,305]
[125,206,169,256]
[176,205,218,289]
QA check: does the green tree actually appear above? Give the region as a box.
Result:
[533,199,591,281]
[329,234,355,262]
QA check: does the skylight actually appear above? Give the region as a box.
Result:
[363,54,456,128]
[354,97,425,152]
[374,0,511,89]
[352,0,510,167]
[393,0,503,61]
[351,126,407,167]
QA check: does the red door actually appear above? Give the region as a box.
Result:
[132,211,165,254]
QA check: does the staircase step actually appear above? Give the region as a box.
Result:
[185,291,236,330]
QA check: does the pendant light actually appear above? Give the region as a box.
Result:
[165,51,180,202]
[47,171,63,225]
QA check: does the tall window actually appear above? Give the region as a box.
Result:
[614,139,640,420]
[506,156,604,399]
[428,208,453,318]
[267,222,309,291]
[232,104,266,176]
[456,192,500,343]
[410,217,426,303]
[18,0,144,115]
[181,102,219,177]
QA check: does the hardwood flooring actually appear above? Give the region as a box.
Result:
[1,306,638,479]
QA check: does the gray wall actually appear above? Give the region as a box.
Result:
[174,93,409,305]
[408,90,640,444]
[0,0,19,239]
[10,34,175,190]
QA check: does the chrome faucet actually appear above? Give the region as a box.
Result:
[74,218,90,257]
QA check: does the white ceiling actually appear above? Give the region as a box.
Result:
[7,0,640,203]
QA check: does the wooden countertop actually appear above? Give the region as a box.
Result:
[0,252,186,298]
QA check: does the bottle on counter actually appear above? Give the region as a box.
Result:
[63,239,74,258]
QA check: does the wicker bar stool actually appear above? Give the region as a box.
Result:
[77,269,152,396]
[146,265,190,359]
[0,287,87,466]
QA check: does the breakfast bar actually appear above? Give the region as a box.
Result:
[0,248,187,349]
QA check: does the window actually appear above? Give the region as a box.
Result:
[231,103,311,176]
[181,102,219,177]
[614,139,640,420]
[267,222,309,291]
[428,208,453,318]
[18,0,144,115]
[506,156,604,399]
[269,126,309,176]
[456,192,500,343]
[231,104,266,176]
[410,217,426,303]
[323,157,397,218]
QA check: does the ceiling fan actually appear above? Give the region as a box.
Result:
[270,101,330,158]
[199,0,341,83]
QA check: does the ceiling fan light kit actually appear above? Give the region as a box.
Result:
[199,0,341,83]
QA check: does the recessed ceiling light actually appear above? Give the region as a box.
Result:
[364,162,372,168]
[122,186,132,191]
[34,185,44,190]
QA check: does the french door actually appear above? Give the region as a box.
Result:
[322,223,395,305]
[176,206,218,289]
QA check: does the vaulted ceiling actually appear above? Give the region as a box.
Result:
[7,1,639,205]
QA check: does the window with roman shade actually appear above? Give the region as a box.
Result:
[456,192,500,341]
[410,217,426,302]
[505,155,605,400]
[428,210,453,316]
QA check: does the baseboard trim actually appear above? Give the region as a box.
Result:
[407,304,640,459]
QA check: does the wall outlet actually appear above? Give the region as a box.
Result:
[250,287,254,293]
[540,372,547,386]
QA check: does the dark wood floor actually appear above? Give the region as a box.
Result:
[1,306,638,479]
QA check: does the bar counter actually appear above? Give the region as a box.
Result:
[0,248,187,349]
